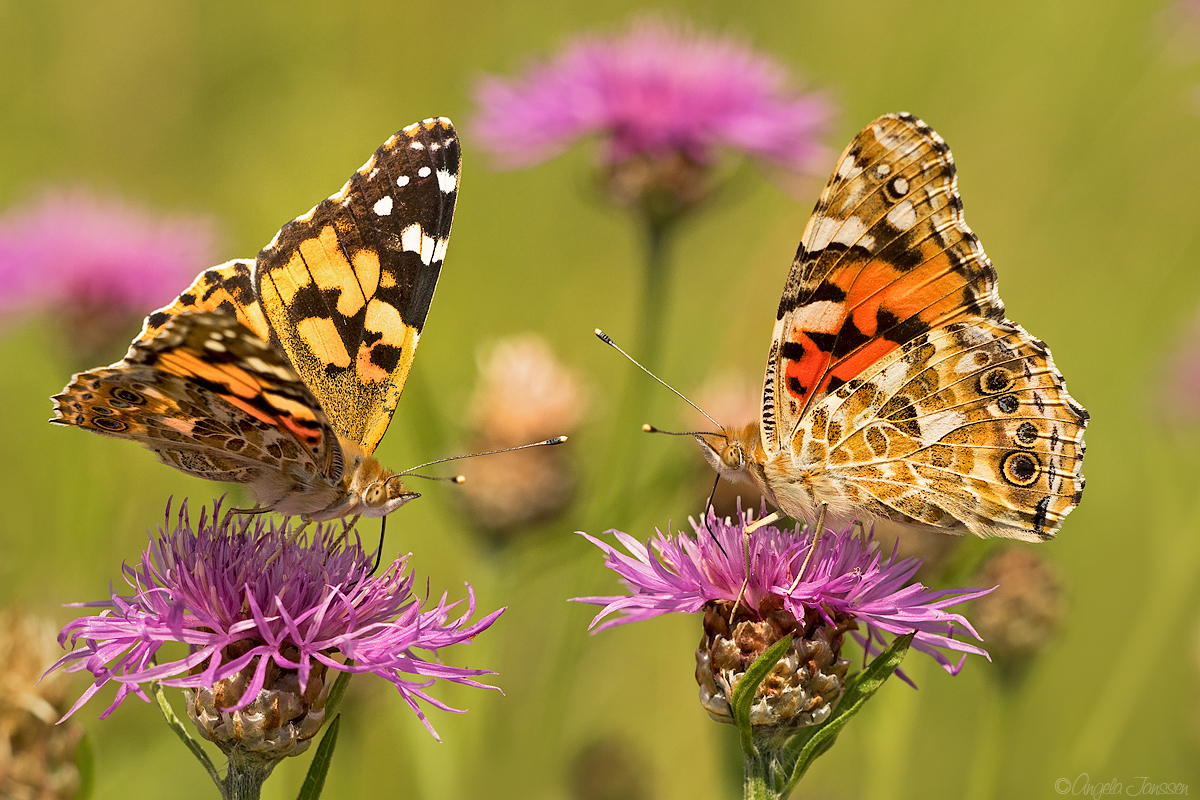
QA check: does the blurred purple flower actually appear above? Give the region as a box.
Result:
[575,508,991,675]
[51,500,502,741]
[0,188,216,319]
[472,18,832,175]
[1164,315,1200,422]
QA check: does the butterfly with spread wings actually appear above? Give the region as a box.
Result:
[51,118,460,521]
[697,113,1088,542]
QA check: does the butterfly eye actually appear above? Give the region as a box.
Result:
[720,444,744,470]
[364,482,388,508]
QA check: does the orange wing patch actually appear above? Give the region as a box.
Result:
[764,113,1004,451]
[137,260,270,346]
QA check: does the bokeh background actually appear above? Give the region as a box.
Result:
[3,0,1200,798]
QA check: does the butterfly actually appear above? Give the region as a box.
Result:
[696,113,1088,542]
[51,118,460,521]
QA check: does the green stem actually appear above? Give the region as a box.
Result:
[636,218,673,374]
[964,676,1009,800]
[223,749,277,800]
[589,217,677,526]
[743,753,779,800]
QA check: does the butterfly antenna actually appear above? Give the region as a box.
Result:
[405,473,467,483]
[642,424,726,440]
[594,329,721,430]
[395,436,569,478]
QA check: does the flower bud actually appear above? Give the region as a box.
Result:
[696,596,851,730]
[0,610,83,800]
[185,642,330,762]
[972,548,1064,673]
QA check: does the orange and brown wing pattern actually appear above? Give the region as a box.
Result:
[761,113,1003,455]
[254,118,460,454]
[134,259,270,346]
[51,311,344,514]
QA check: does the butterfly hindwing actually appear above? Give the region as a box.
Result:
[785,320,1087,541]
[52,311,345,514]
[254,118,460,454]
[135,259,270,345]
[764,113,1004,454]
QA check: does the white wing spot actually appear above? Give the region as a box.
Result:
[410,141,425,150]
[873,164,891,179]
[837,155,862,180]
[396,175,410,188]
[436,169,457,193]
[892,177,909,195]
[400,223,437,265]
[809,216,875,252]
[418,166,432,178]
[373,196,394,216]
[886,200,918,231]
[789,300,844,334]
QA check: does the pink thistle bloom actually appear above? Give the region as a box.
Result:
[51,500,503,741]
[0,188,216,318]
[575,508,992,675]
[472,18,832,176]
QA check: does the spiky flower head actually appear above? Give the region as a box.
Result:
[51,500,503,758]
[472,18,832,223]
[576,508,991,731]
[0,188,216,362]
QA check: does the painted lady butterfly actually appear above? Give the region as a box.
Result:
[698,113,1088,542]
[51,118,460,521]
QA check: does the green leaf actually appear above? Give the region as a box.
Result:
[731,634,794,755]
[324,668,353,719]
[74,732,95,800]
[295,714,341,800]
[152,681,223,792]
[781,632,915,795]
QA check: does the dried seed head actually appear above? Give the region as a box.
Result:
[972,548,1064,668]
[470,335,586,446]
[0,610,83,800]
[462,335,586,535]
[185,641,330,763]
[696,596,851,731]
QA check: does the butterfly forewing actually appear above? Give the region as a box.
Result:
[254,118,461,453]
[765,113,1004,453]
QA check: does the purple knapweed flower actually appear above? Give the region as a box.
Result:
[0,188,216,317]
[51,500,503,746]
[473,18,832,175]
[576,508,991,728]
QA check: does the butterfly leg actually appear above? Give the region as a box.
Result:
[729,509,785,621]
[745,510,784,534]
[788,503,828,593]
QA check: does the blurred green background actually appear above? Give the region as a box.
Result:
[3,0,1200,798]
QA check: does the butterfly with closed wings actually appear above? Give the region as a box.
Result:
[52,118,461,522]
[694,113,1088,542]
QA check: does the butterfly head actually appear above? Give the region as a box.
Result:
[694,423,762,488]
[360,475,420,517]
